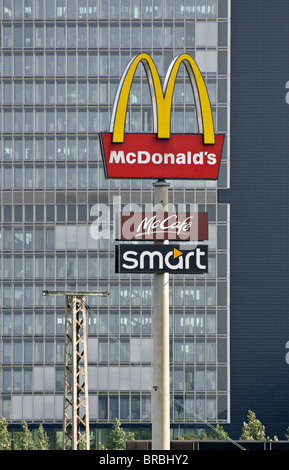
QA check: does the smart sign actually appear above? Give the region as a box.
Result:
[118,211,208,241]
[100,53,224,180]
[115,244,208,274]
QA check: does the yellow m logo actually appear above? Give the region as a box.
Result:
[110,53,215,145]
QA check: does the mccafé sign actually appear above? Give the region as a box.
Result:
[118,211,208,241]
[100,53,224,180]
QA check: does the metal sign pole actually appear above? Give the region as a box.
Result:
[152,179,170,450]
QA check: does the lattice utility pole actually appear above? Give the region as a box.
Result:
[42,290,109,450]
[63,294,90,450]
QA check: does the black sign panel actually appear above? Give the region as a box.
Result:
[115,244,208,274]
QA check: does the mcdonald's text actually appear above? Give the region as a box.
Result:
[101,133,224,179]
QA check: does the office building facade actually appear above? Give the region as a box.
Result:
[226,0,289,439]
[0,0,230,446]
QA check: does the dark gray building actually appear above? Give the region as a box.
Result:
[225,0,289,440]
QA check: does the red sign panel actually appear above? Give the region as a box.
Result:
[100,133,224,180]
[118,212,208,241]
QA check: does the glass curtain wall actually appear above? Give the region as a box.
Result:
[0,0,230,443]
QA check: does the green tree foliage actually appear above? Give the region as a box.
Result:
[14,421,35,450]
[0,417,11,450]
[207,424,229,440]
[176,432,197,440]
[240,410,267,441]
[178,425,228,441]
[102,418,135,450]
[35,424,50,450]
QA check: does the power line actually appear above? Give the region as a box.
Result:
[84,302,246,451]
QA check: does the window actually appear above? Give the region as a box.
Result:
[25,24,33,47]
[99,340,108,362]
[3,370,11,391]
[13,341,22,363]
[3,342,11,363]
[99,396,108,419]
[35,341,43,363]
[24,341,33,363]
[131,396,140,419]
[14,24,23,47]
[57,25,65,47]
[24,370,33,391]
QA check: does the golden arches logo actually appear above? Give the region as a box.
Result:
[110,53,215,144]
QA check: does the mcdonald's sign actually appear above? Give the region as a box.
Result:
[100,53,224,180]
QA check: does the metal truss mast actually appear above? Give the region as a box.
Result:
[43,290,109,450]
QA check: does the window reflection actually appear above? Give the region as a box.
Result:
[0,0,228,428]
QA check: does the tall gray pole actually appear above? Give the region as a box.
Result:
[152,179,170,450]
